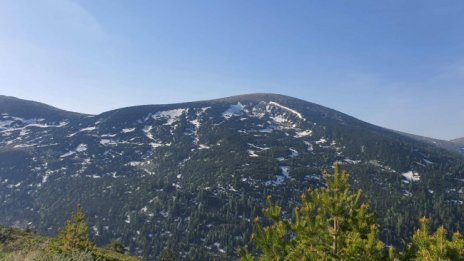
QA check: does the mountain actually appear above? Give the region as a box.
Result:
[0,95,85,121]
[451,137,464,146]
[398,132,464,155]
[0,93,463,260]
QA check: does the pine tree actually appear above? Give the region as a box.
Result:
[241,163,387,260]
[49,205,95,253]
[160,248,176,261]
[402,217,464,260]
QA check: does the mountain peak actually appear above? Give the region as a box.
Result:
[208,93,319,107]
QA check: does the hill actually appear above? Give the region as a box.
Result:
[0,93,463,260]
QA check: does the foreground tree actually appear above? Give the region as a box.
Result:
[401,217,464,261]
[241,163,388,260]
[48,205,95,253]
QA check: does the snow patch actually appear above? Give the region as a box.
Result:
[150,142,171,148]
[265,166,291,186]
[122,128,136,133]
[295,130,312,138]
[402,171,420,182]
[152,108,186,125]
[222,103,245,119]
[289,148,298,158]
[423,159,433,165]
[13,143,37,148]
[270,115,289,124]
[248,143,270,151]
[190,119,200,129]
[80,126,97,132]
[100,139,117,146]
[344,158,361,164]
[101,133,117,138]
[60,151,76,158]
[186,115,202,144]
[92,226,99,236]
[198,144,210,150]
[0,120,14,128]
[213,242,226,253]
[403,190,412,197]
[303,141,314,151]
[248,150,259,157]
[42,172,51,183]
[127,161,143,167]
[76,144,87,152]
[0,118,68,133]
[280,166,290,179]
[143,126,154,140]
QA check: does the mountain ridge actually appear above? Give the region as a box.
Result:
[4,93,461,151]
[0,95,88,120]
[395,131,464,156]
[451,137,464,146]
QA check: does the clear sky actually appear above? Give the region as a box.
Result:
[0,0,463,140]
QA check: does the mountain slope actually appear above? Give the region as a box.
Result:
[451,137,464,146]
[0,95,86,121]
[0,93,463,260]
[397,131,464,155]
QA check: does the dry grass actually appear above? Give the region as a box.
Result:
[0,226,140,261]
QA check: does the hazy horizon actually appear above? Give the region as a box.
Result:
[1,0,463,140]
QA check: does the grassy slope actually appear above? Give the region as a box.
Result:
[0,226,140,261]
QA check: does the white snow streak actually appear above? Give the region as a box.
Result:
[268,101,304,119]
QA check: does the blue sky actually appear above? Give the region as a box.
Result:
[0,0,463,139]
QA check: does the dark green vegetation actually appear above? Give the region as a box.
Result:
[243,165,464,260]
[0,207,139,261]
[0,94,463,260]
